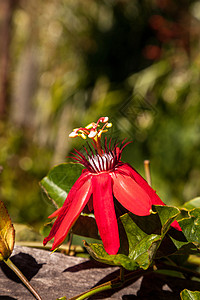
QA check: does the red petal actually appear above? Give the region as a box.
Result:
[92,173,120,255]
[51,177,92,250]
[112,171,151,216]
[118,163,164,205]
[170,219,182,231]
[48,207,63,218]
[87,195,93,212]
[117,164,182,231]
[43,171,92,247]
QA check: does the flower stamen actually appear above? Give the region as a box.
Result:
[69,117,112,156]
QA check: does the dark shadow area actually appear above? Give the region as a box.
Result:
[157,228,199,258]
[168,226,188,242]
[0,297,17,300]
[156,234,180,258]
[122,273,200,300]
[0,252,44,283]
[63,259,114,273]
[129,212,162,235]
[91,269,121,289]
[88,270,141,299]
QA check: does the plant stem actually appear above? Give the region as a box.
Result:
[144,160,151,186]
[156,262,200,280]
[66,233,73,255]
[70,279,123,300]
[68,281,114,300]
[4,258,43,300]
[75,282,120,300]
[120,266,125,282]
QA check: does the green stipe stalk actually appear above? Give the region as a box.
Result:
[144,160,151,186]
[4,258,43,300]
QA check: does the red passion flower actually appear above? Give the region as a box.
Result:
[43,117,181,255]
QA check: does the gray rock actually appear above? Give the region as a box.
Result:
[0,246,199,300]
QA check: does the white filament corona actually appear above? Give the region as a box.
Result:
[88,153,114,172]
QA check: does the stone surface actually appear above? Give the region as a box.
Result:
[0,246,199,300]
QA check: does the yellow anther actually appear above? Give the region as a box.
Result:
[85,122,96,129]
[97,129,108,138]
[79,133,87,140]
[69,117,111,143]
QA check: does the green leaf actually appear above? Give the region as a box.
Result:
[183,197,200,210]
[0,200,15,260]
[172,242,199,256]
[154,206,200,260]
[40,162,84,207]
[120,213,161,269]
[161,207,200,258]
[168,223,199,253]
[121,206,181,269]
[84,241,138,271]
[84,205,181,270]
[179,208,200,244]
[153,205,180,235]
[180,289,200,300]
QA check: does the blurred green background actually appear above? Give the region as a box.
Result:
[0,0,200,232]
